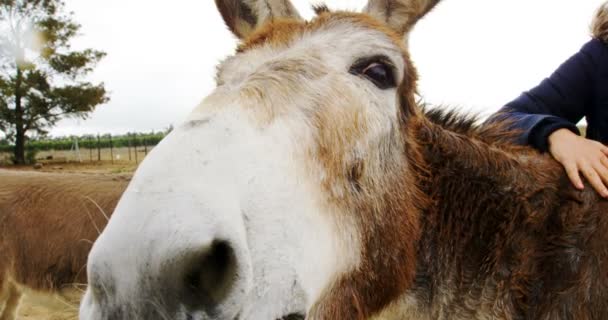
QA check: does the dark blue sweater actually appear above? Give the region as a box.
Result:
[490,38,608,152]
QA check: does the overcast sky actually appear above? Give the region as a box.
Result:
[47,0,604,136]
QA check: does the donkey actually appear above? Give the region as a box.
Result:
[0,170,128,320]
[80,1,608,319]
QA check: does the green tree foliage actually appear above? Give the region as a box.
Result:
[0,0,109,164]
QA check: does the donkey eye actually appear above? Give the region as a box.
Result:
[362,62,394,88]
[349,56,396,90]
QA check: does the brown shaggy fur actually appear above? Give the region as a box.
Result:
[390,107,608,319]
[0,170,128,319]
[313,4,330,15]
[592,2,608,43]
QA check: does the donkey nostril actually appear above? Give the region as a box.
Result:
[183,240,237,308]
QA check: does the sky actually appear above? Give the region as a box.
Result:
[45,0,605,136]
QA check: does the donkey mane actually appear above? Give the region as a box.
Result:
[422,106,523,147]
[312,4,331,15]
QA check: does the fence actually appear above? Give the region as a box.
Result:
[0,133,165,165]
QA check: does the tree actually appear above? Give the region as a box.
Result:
[0,0,109,164]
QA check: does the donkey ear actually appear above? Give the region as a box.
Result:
[215,0,302,39]
[364,0,441,36]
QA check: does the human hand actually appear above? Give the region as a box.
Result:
[548,128,608,197]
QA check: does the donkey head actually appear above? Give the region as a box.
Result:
[80,1,439,319]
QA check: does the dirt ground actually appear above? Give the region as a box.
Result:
[1,160,138,175]
[2,162,134,319]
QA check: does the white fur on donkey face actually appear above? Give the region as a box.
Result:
[81,18,406,320]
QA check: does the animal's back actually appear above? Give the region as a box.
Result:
[0,170,129,291]
[539,186,608,319]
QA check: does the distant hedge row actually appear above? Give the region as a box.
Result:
[0,132,167,153]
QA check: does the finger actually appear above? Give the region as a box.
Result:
[601,146,608,157]
[601,156,608,170]
[581,163,608,197]
[593,161,608,191]
[563,161,584,190]
[592,140,606,148]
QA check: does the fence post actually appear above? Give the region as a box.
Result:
[109,134,114,164]
[97,134,101,162]
[128,135,132,161]
[25,140,29,165]
[134,135,138,164]
[144,138,148,156]
[89,137,93,162]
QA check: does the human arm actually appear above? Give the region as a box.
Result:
[487,39,608,195]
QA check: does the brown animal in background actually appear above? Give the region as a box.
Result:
[0,170,128,320]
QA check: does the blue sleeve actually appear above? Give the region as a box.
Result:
[488,110,580,150]
[488,39,604,152]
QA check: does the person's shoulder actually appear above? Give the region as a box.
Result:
[578,38,607,67]
[581,38,607,55]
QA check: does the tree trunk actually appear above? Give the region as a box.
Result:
[13,67,25,165]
